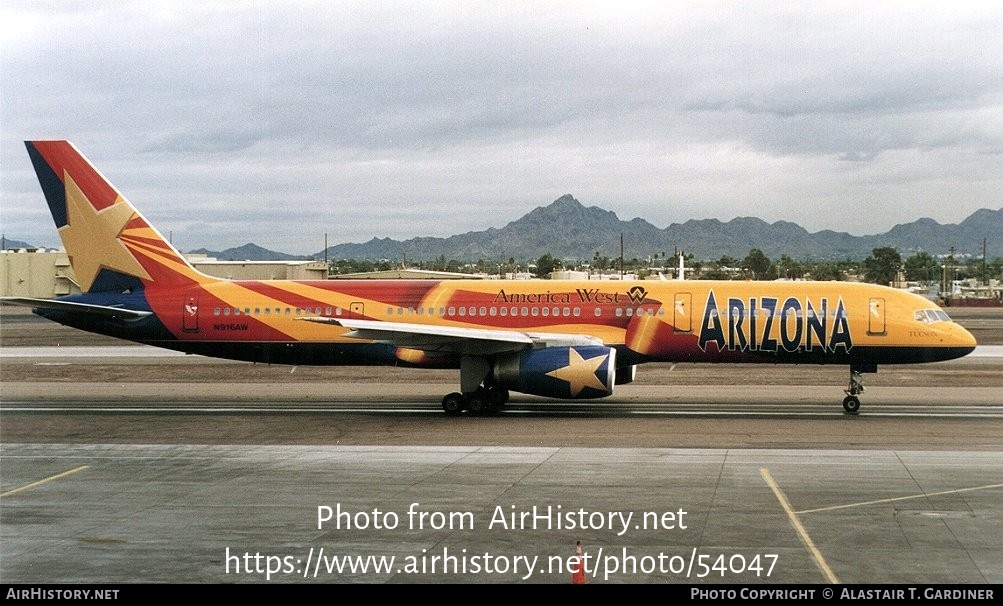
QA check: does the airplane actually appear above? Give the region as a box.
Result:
[3,140,978,415]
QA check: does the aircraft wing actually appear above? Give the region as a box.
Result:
[298,317,604,355]
[0,297,153,320]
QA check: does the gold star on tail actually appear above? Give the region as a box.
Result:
[58,175,151,292]
[546,348,609,397]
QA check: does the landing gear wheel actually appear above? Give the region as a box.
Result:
[466,394,487,416]
[490,388,509,408]
[842,367,867,414]
[442,392,465,416]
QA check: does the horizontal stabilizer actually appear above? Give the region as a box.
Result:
[1,297,153,320]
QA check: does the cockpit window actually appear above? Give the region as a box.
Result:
[914,309,952,324]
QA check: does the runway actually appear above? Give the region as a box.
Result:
[1,307,1001,583]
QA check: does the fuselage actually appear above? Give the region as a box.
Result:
[41,277,977,369]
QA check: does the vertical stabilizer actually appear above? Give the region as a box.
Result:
[25,141,213,293]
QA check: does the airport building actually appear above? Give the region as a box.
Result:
[329,268,484,280]
[1,250,76,298]
[0,249,328,298]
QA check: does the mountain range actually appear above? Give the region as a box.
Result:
[312,195,1001,263]
[7,196,1001,262]
[187,243,308,262]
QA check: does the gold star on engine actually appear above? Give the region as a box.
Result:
[58,174,151,292]
[546,348,610,397]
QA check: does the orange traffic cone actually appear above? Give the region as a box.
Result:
[571,541,585,584]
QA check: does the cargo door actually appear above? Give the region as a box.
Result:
[868,298,886,336]
[182,292,200,333]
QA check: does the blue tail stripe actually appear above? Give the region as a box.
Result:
[25,142,69,229]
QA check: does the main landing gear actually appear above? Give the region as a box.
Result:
[441,387,509,416]
[441,355,511,416]
[842,367,868,415]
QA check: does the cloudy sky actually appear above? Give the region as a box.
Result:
[2,1,1001,255]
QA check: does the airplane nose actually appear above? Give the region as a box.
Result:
[927,323,978,363]
[945,319,978,352]
[956,323,977,348]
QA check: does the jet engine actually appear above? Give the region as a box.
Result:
[493,346,617,399]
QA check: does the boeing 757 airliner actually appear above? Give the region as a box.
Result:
[4,141,977,415]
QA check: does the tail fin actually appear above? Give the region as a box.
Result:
[25,141,213,293]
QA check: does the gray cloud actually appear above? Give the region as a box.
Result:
[3,1,1001,254]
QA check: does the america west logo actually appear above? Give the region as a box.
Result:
[494,286,649,305]
[626,286,647,304]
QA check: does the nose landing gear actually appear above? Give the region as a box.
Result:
[842,366,872,415]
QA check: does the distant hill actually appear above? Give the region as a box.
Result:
[187,243,311,261]
[319,195,1003,262]
[1,237,37,250]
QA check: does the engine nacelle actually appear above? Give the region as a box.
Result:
[494,346,617,399]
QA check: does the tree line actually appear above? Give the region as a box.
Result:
[328,248,1003,285]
